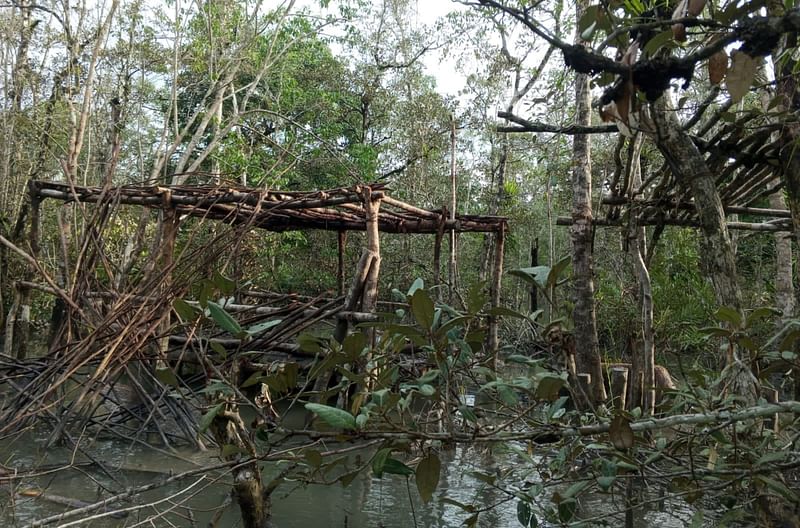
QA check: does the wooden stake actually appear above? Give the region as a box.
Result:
[488,225,505,359]
[337,231,347,297]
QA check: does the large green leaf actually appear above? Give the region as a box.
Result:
[407,278,425,296]
[173,298,199,322]
[382,458,414,476]
[714,306,742,328]
[410,289,435,330]
[246,319,282,335]
[304,403,356,430]
[198,403,224,433]
[509,266,550,289]
[415,454,441,503]
[208,301,244,336]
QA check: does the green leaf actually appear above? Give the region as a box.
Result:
[755,475,797,502]
[372,448,391,477]
[407,278,424,296]
[418,384,436,397]
[466,282,488,315]
[699,326,732,337]
[714,306,742,327]
[536,374,565,402]
[339,470,360,487]
[155,367,179,387]
[304,449,323,468]
[198,403,224,433]
[745,307,779,328]
[597,475,616,490]
[221,443,244,457]
[305,403,356,430]
[208,301,244,336]
[212,270,236,295]
[558,498,577,523]
[441,497,475,512]
[410,289,435,330]
[580,20,597,40]
[497,384,518,406]
[343,332,368,357]
[173,298,199,322]
[382,458,414,476]
[517,500,532,527]
[458,405,478,423]
[643,29,674,56]
[562,480,591,499]
[509,266,550,289]
[298,333,324,354]
[415,454,441,503]
[417,369,440,384]
[246,319,282,335]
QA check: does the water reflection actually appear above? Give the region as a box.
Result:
[1,434,700,527]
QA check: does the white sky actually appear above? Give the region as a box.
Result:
[297,0,468,97]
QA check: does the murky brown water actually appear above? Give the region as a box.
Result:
[0,427,706,528]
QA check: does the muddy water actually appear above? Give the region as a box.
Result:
[0,427,705,528]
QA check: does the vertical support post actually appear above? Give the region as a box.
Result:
[157,205,179,356]
[530,238,539,313]
[337,230,347,297]
[48,206,71,347]
[360,188,382,346]
[448,116,457,303]
[14,185,41,359]
[433,209,445,299]
[488,224,505,358]
[610,366,629,411]
[334,187,381,345]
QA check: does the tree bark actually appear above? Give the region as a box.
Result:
[769,186,794,321]
[571,0,606,403]
[650,96,743,315]
[768,0,800,402]
[649,96,757,404]
[625,134,655,415]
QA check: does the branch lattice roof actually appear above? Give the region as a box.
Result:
[30,181,507,234]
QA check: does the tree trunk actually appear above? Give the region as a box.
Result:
[571,0,606,403]
[625,134,655,415]
[650,96,743,314]
[769,186,794,321]
[649,95,756,404]
[768,0,800,402]
[209,361,271,528]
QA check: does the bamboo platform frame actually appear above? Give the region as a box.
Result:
[27,179,509,352]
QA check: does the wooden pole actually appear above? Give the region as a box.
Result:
[488,225,505,358]
[337,231,347,297]
[433,211,445,299]
[360,188,382,345]
[449,115,457,303]
[530,238,538,312]
[557,216,792,232]
[610,366,629,411]
[157,206,179,356]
